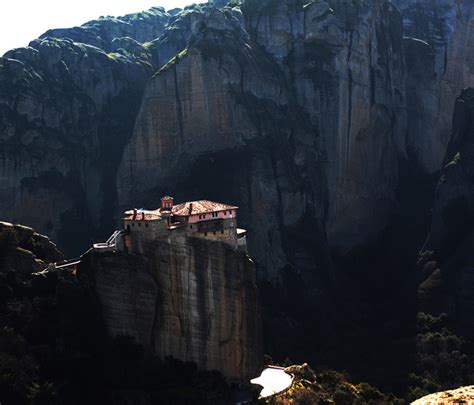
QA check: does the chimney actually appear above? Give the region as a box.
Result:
[133,208,137,220]
[188,203,193,215]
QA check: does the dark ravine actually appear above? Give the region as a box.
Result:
[419,88,474,334]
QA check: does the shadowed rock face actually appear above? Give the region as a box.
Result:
[394,0,474,173]
[2,1,474,376]
[0,0,453,275]
[0,221,64,274]
[81,236,262,380]
[117,0,407,282]
[0,9,171,254]
[419,88,474,334]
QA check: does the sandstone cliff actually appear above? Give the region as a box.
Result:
[79,235,262,380]
[0,1,434,385]
[3,1,474,394]
[1,0,463,274]
[0,222,259,403]
[117,0,406,282]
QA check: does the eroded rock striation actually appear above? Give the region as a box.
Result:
[1,0,461,276]
[117,0,407,282]
[80,235,262,380]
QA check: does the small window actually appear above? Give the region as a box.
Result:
[204,232,207,237]
[138,222,141,227]
[127,225,130,231]
[190,225,193,229]
[146,223,149,228]
[221,230,224,234]
[213,231,216,235]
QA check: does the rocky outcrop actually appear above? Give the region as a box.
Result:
[0,9,171,254]
[411,386,474,405]
[394,0,474,173]
[419,88,474,333]
[0,221,63,274]
[39,7,170,52]
[80,235,262,380]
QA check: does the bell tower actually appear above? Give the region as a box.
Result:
[160,196,174,218]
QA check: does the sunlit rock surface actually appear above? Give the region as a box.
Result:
[79,234,262,380]
[411,386,474,405]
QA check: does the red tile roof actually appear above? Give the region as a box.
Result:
[172,200,238,217]
[124,200,238,220]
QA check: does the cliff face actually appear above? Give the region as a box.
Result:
[0,8,171,254]
[81,235,262,380]
[394,0,474,173]
[117,0,406,282]
[419,88,474,333]
[3,0,464,276]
